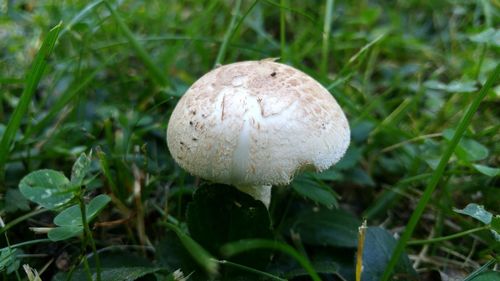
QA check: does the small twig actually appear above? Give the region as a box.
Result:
[438,247,480,268]
[380,133,442,153]
[407,226,489,245]
[356,220,367,281]
[411,228,433,269]
[132,164,152,248]
[93,216,131,228]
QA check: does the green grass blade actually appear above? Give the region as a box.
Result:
[163,222,219,276]
[0,22,63,180]
[347,33,385,66]
[380,63,500,281]
[217,260,287,281]
[103,1,168,88]
[221,239,321,281]
[95,147,122,201]
[25,59,112,138]
[60,0,103,36]
[0,239,52,251]
[320,0,334,76]
[262,0,316,24]
[463,259,496,281]
[213,0,242,67]
[0,209,50,236]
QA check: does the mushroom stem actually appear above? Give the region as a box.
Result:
[235,185,272,208]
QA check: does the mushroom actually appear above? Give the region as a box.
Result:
[167,60,350,207]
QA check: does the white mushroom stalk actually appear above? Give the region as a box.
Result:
[167,60,350,207]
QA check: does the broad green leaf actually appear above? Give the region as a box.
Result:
[419,139,442,170]
[424,158,440,170]
[453,203,493,224]
[187,184,272,270]
[473,164,500,177]
[351,121,375,143]
[99,267,161,281]
[443,129,489,162]
[287,208,360,248]
[286,261,339,279]
[456,139,489,162]
[18,169,74,209]
[292,176,338,209]
[333,145,362,170]
[53,205,83,226]
[4,189,30,213]
[491,216,500,241]
[0,248,23,274]
[86,194,111,219]
[468,271,500,281]
[361,227,417,281]
[71,152,92,185]
[156,234,200,275]
[346,168,375,187]
[47,225,83,241]
[54,194,111,226]
[52,250,159,280]
[53,266,161,281]
[314,169,343,181]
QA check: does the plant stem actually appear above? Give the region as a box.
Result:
[0,239,51,251]
[407,226,489,245]
[0,209,49,236]
[217,259,287,281]
[474,44,487,80]
[380,63,500,281]
[76,200,93,281]
[78,194,102,281]
[86,229,101,281]
[80,254,93,281]
[222,239,321,281]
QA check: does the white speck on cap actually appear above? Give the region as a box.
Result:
[167,60,350,188]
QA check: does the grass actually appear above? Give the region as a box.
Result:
[0,22,62,180]
[0,1,499,281]
[381,63,500,281]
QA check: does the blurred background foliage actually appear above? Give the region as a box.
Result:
[0,0,499,280]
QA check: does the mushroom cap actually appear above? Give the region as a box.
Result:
[167,60,350,187]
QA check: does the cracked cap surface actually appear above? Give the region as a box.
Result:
[167,60,350,187]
